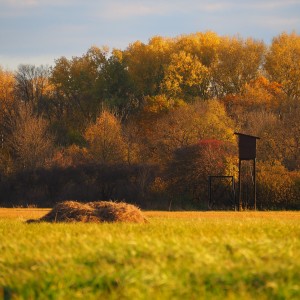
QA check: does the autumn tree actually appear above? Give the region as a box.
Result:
[161,51,210,99]
[280,100,300,170]
[122,32,220,100]
[240,101,300,172]
[50,144,89,168]
[211,36,265,97]
[84,110,125,164]
[257,160,294,208]
[8,104,54,170]
[0,67,15,102]
[222,76,286,128]
[50,46,109,127]
[0,68,16,175]
[243,110,283,162]
[173,31,220,68]
[122,36,172,97]
[0,67,15,128]
[140,99,235,164]
[14,64,52,113]
[265,32,300,99]
[240,76,285,111]
[142,94,185,115]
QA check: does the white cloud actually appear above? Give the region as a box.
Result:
[246,0,300,10]
[99,3,169,20]
[3,0,37,5]
[95,0,233,20]
[3,0,72,6]
[201,3,231,12]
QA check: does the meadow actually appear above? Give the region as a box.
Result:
[0,209,299,299]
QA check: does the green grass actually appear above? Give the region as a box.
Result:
[0,211,299,299]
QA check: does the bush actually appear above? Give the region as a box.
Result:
[257,160,295,209]
[0,163,158,208]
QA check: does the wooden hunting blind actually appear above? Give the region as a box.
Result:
[234,132,260,210]
[234,132,260,160]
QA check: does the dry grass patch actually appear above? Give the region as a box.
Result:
[27,201,147,224]
[1,208,299,221]
[145,210,300,220]
[0,208,49,220]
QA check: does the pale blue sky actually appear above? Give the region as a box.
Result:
[1,0,300,71]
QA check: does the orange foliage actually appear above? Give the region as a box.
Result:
[50,145,89,168]
[223,76,285,111]
[0,67,15,102]
[84,110,125,164]
[0,67,15,122]
[142,94,186,115]
[241,76,284,109]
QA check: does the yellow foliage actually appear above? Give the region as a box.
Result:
[123,32,220,97]
[143,94,186,115]
[124,38,172,95]
[85,110,125,164]
[0,67,15,103]
[265,32,300,98]
[241,76,285,110]
[201,100,236,143]
[212,36,265,96]
[162,51,209,97]
[148,35,172,53]
[174,31,220,66]
[139,99,236,164]
[257,160,294,204]
[112,49,123,62]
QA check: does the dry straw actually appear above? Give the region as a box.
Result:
[27,200,147,223]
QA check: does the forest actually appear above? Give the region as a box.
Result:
[0,31,299,209]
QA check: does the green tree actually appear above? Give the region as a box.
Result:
[100,52,136,118]
[50,46,109,128]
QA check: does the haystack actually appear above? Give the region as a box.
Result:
[27,200,146,223]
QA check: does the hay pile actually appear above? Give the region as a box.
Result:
[27,201,147,223]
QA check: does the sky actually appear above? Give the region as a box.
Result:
[1,0,300,71]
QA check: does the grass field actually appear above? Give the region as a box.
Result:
[0,209,299,299]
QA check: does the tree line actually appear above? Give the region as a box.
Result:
[0,31,299,209]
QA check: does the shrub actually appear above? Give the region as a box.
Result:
[257,160,294,209]
[0,164,158,208]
